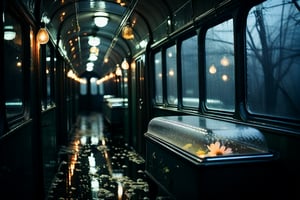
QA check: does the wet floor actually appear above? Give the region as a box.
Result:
[46,112,171,200]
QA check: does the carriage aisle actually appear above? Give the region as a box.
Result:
[46,112,170,200]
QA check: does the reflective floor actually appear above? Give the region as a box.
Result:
[46,112,171,200]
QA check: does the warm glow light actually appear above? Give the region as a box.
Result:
[220,56,230,67]
[122,24,134,40]
[222,74,229,81]
[121,58,129,70]
[131,61,136,70]
[168,69,174,76]
[67,70,75,78]
[101,138,106,146]
[37,27,49,44]
[16,61,22,67]
[90,46,99,55]
[117,182,123,200]
[116,65,122,76]
[209,64,217,74]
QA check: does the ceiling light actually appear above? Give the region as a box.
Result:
[90,46,99,56]
[4,26,16,40]
[122,24,134,40]
[121,58,129,70]
[94,12,109,27]
[86,62,94,71]
[88,36,100,46]
[88,54,98,61]
[86,65,94,72]
[139,40,148,48]
[94,16,109,27]
[115,65,122,76]
[37,27,49,44]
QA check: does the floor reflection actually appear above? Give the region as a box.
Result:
[46,113,169,200]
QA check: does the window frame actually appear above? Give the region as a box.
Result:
[245,0,300,123]
[203,18,236,113]
[180,34,200,109]
[150,0,299,132]
[3,7,31,127]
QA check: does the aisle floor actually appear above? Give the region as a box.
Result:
[46,112,171,200]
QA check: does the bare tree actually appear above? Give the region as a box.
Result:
[246,0,300,118]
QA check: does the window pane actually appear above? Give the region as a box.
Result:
[4,12,24,118]
[46,44,53,106]
[80,78,87,95]
[181,35,199,107]
[246,0,300,120]
[90,77,98,95]
[53,50,57,104]
[166,45,177,105]
[154,52,163,103]
[99,83,104,95]
[205,19,235,111]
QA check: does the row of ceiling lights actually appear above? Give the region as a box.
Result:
[4,10,135,74]
[86,12,109,71]
[85,11,134,72]
[86,36,100,71]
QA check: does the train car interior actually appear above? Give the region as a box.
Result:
[1,0,300,199]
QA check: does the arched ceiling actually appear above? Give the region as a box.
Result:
[21,0,197,78]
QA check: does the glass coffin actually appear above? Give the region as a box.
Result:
[102,97,128,126]
[144,116,279,199]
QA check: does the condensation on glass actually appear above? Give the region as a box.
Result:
[205,19,235,111]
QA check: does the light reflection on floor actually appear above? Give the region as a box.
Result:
[46,112,170,200]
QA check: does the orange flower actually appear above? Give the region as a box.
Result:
[207,141,232,156]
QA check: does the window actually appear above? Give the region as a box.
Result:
[45,44,55,108]
[166,45,177,105]
[181,35,199,107]
[80,78,87,95]
[246,0,300,120]
[4,11,25,119]
[205,19,235,111]
[99,83,104,95]
[154,51,163,103]
[90,77,98,95]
